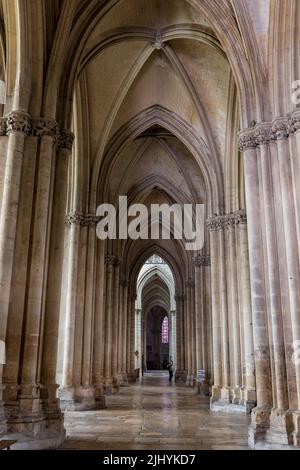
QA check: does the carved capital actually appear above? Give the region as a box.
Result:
[7,111,31,135]
[239,114,300,149]
[254,123,272,146]
[233,210,247,225]
[223,211,247,228]
[31,118,59,139]
[0,118,6,136]
[289,111,300,134]
[207,211,247,232]
[65,211,99,227]
[223,214,236,228]
[0,114,74,149]
[57,128,74,150]
[271,118,289,141]
[238,129,257,152]
[207,215,225,231]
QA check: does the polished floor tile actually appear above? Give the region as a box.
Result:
[60,375,250,450]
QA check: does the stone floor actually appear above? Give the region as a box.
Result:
[60,374,250,450]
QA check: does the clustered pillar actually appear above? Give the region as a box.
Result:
[174,255,212,391]
[238,111,300,448]
[207,211,256,413]
[58,245,137,404]
[0,113,73,448]
[58,213,103,410]
[193,254,211,395]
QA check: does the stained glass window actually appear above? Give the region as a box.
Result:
[162,316,169,344]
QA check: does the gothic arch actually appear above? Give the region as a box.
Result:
[97,105,222,215]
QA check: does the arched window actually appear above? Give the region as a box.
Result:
[161,316,169,344]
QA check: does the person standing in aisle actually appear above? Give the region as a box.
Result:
[167,356,174,382]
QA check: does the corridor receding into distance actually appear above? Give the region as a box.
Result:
[61,375,249,450]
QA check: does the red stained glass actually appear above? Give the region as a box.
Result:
[162,316,169,344]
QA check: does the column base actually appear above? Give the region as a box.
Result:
[41,384,65,422]
[210,386,230,411]
[175,370,187,383]
[248,405,271,448]
[248,407,300,449]
[291,410,300,447]
[210,387,255,414]
[193,382,210,396]
[241,388,257,413]
[104,377,120,394]
[211,400,249,414]
[185,373,195,387]
[59,386,103,410]
[211,384,221,400]
[95,384,106,408]
[0,400,7,434]
[2,398,65,449]
[1,424,65,450]
[118,373,128,386]
[126,372,137,384]
[0,384,6,433]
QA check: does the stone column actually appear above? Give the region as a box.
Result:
[135,309,142,373]
[111,258,120,391]
[0,118,8,206]
[175,294,185,381]
[208,217,230,407]
[275,117,300,445]
[236,213,256,411]
[289,112,300,446]
[201,255,213,395]
[104,255,115,392]
[262,127,288,406]
[79,223,99,409]
[208,224,222,402]
[185,280,193,386]
[41,143,69,431]
[141,309,146,373]
[0,113,29,429]
[121,280,129,382]
[126,294,136,382]
[190,281,196,387]
[170,310,176,369]
[193,260,202,391]
[19,130,57,415]
[209,212,254,413]
[239,128,272,447]
[92,240,106,407]
[59,220,80,406]
[130,296,136,380]
[57,211,99,410]
[257,123,291,445]
[218,226,230,401]
[3,136,37,414]
[203,264,212,387]
[117,281,124,382]
[193,253,211,394]
[224,216,242,404]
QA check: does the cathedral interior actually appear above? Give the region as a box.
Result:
[0,0,300,451]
